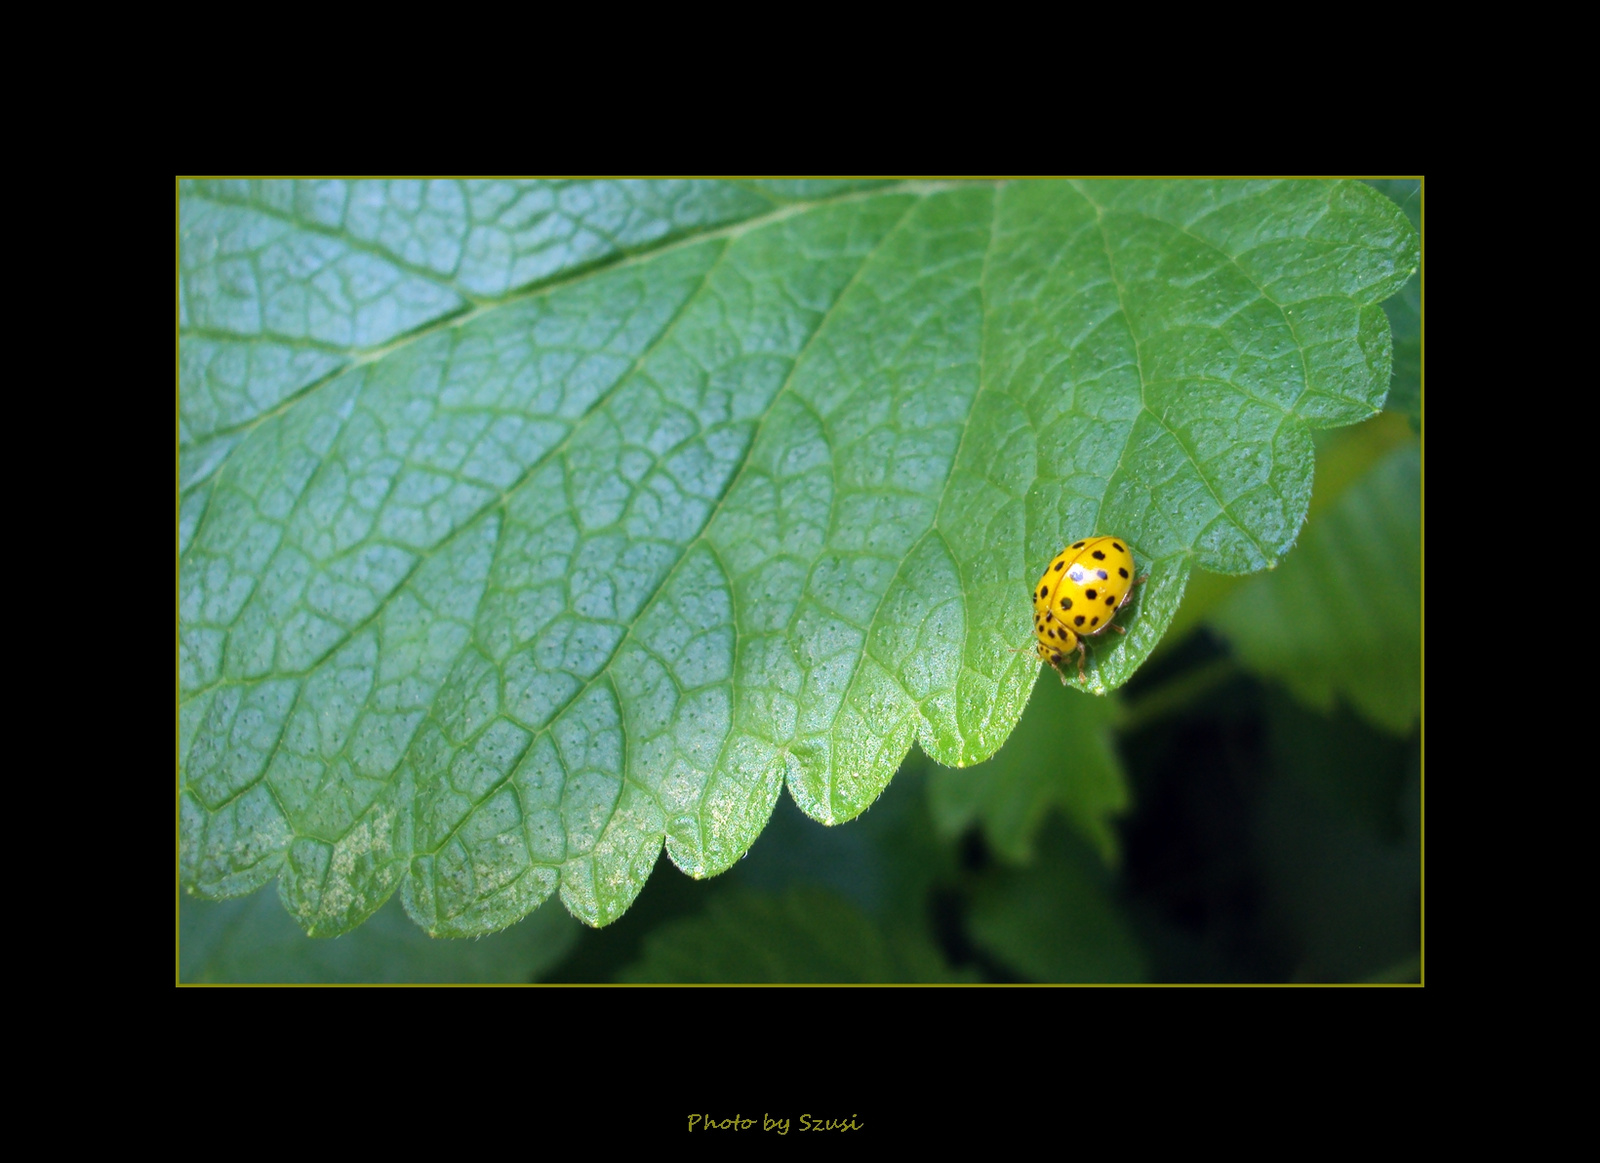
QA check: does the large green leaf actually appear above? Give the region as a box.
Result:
[179,179,1419,935]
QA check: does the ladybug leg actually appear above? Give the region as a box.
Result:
[1074,641,1087,683]
[1108,622,1126,634]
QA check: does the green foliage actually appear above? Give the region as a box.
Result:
[616,886,969,983]
[1382,275,1420,431]
[1254,692,1420,981]
[179,888,579,983]
[966,820,1147,982]
[926,678,1127,866]
[1365,180,1421,430]
[1209,441,1420,733]
[179,178,1420,940]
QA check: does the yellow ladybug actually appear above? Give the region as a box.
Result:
[1028,536,1145,684]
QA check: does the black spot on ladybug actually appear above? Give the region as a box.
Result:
[1039,586,1048,598]
[1072,541,1085,548]
[1105,595,1116,606]
[1046,612,1054,622]
[1074,615,1085,627]
[1119,567,1129,578]
[1086,589,1098,600]
[1091,616,1100,626]
[1092,550,1105,560]
[1113,542,1124,552]
[1097,569,1108,579]
[1047,628,1056,638]
[1053,561,1065,571]
[1052,652,1062,662]
[1061,597,1073,609]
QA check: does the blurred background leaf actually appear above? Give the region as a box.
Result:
[1255,691,1420,982]
[926,678,1127,867]
[1209,440,1420,733]
[966,820,1148,983]
[179,886,580,983]
[616,886,972,983]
